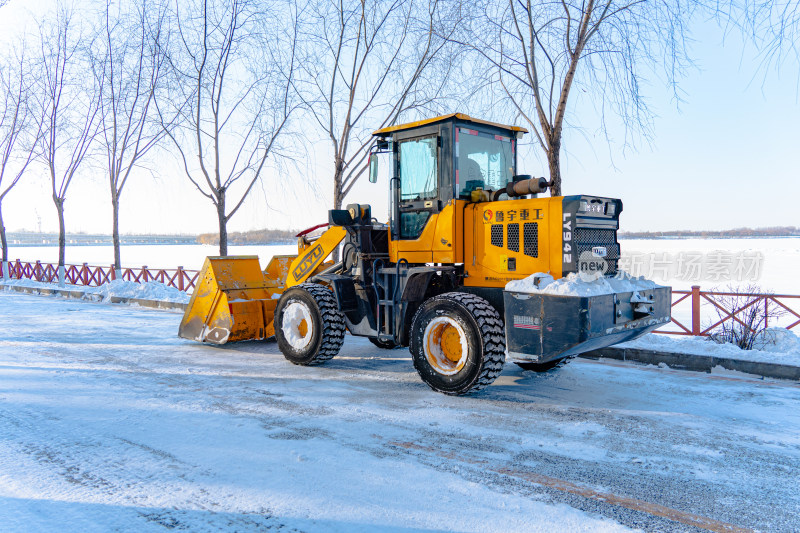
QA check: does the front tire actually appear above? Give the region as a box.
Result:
[410,292,505,395]
[275,283,345,365]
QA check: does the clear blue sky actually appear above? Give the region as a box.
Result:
[1,2,798,234]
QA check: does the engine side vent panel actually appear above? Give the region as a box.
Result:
[523,223,538,258]
[491,224,504,247]
[507,224,520,252]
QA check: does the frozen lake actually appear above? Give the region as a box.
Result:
[4,237,800,293]
[4,243,299,274]
[620,237,800,294]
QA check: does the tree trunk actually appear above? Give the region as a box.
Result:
[217,191,227,256]
[333,158,344,210]
[54,194,66,287]
[331,159,345,262]
[0,201,8,280]
[547,137,563,197]
[111,190,122,279]
[331,157,344,263]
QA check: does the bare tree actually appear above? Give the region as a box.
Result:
[708,284,786,350]
[732,1,800,78]
[159,0,299,256]
[32,5,102,286]
[96,0,170,277]
[296,0,457,210]
[459,0,696,196]
[0,46,41,279]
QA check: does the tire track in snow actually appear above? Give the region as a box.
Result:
[385,439,753,533]
[0,376,299,532]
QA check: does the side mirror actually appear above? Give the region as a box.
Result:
[369,153,378,183]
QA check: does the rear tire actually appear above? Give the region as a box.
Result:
[410,292,505,395]
[275,283,345,365]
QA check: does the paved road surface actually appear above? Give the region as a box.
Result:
[1,291,797,532]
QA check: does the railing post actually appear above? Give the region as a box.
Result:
[764,298,768,329]
[177,266,184,291]
[142,266,148,282]
[82,263,89,286]
[691,285,701,335]
[35,260,41,281]
[110,264,116,281]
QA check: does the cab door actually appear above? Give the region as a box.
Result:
[388,127,442,263]
[397,134,439,240]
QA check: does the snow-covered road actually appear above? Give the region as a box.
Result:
[1,292,798,532]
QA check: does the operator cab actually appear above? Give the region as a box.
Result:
[369,113,530,241]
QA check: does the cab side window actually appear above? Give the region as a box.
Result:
[399,211,431,239]
[400,137,437,201]
[398,136,438,239]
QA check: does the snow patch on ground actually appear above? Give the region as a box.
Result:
[619,328,800,366]
[752,327,800,353]
[93,280,190,303]
[506,271,662,296]
[0,278,64,290]
[1,278,189,304]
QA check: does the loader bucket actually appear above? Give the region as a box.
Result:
[263,254,295,289]
[178,256,284,345]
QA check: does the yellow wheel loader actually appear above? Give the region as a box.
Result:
[179,114,671,394]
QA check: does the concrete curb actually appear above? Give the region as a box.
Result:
[582,347,800,381]
[1,283,188,311]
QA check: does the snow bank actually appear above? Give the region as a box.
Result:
[619,328,800,367]
[1,278,189,304]
[0,278,68,290]
[506,271,662,296]
[752,327,800,354]
[94,280,190,304]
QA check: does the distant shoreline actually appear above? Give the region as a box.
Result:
[5,231,296,247]
[9,229,800,246]
[619,227,799,239]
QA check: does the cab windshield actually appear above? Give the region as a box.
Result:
[457,128,514,198]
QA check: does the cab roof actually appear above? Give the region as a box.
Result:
[372,113,528,137]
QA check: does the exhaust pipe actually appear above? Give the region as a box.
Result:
[506,177,550,197]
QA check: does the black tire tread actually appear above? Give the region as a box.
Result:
[293,282,346,365]
[413,291,506,394]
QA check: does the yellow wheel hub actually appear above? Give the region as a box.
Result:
[423,317,468,375]
[440,326,463,362]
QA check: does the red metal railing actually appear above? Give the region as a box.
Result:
[657,285,800,336]
[1,259,200,292]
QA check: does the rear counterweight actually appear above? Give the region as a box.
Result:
[503,286,672,364]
